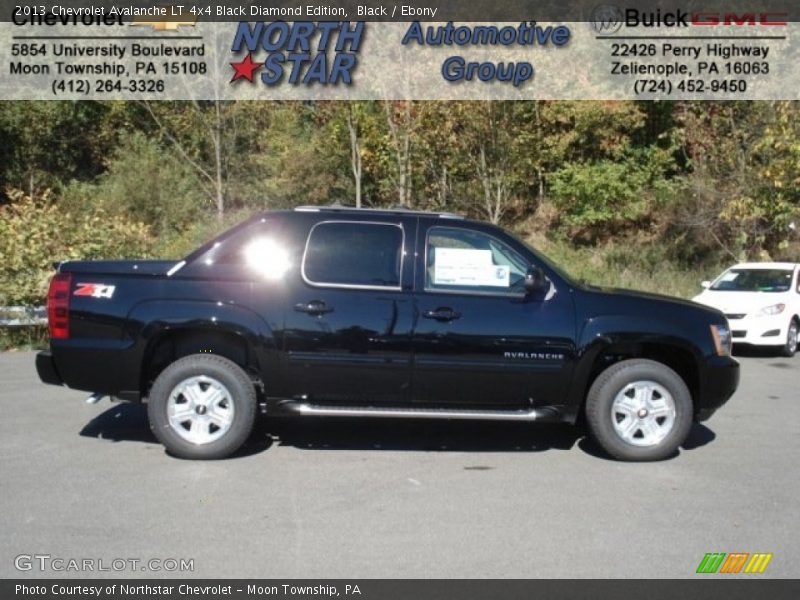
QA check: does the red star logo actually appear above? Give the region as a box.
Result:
[230,53,261,83]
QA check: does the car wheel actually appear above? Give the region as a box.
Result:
[780,319,798,358]
[147,354,256,459]
[585,359,693,462]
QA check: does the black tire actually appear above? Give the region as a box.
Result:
[147,354,257,460]
[585,359,693,462]
[779,319,798,358]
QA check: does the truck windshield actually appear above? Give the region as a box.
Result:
[711,269,793,292]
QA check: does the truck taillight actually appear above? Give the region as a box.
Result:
[47,272,72,339]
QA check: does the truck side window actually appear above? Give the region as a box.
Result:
[302,221,403,289]
[425,227,528,296]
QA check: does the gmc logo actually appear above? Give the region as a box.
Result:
[692,12,787,25]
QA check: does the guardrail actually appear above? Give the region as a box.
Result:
[0,306,47,328]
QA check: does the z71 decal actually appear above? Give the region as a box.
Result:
[74,283,116,299]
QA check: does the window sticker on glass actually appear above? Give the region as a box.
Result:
[433,248,510,287]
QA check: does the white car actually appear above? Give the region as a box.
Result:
[693,262,800,357]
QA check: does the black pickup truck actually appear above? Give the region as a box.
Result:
[36,206,739,461]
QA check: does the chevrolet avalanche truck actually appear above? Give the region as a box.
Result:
[36,206,739,461]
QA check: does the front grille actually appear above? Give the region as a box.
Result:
[725,313,746,320]
[732,330,747,339]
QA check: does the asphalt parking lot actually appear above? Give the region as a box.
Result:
[1,350,798,579]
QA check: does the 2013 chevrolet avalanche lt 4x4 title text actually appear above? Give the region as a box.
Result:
[36,207,739,461]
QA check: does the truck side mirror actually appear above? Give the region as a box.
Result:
[701,280,711,289]
[525,266,548,295]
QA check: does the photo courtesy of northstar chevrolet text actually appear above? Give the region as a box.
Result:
[0,0,798,593]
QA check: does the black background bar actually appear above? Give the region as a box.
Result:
[2,1,800,22]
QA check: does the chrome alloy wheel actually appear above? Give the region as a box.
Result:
[166,375,235,445]
[610,380,676,447]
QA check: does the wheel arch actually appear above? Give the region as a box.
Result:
[583,341,699,409]
[127,299,278,399]
[141,328,262,397]
[566,317,704,422]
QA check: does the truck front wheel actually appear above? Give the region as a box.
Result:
[147,354,257,459]
[585,359,693,461]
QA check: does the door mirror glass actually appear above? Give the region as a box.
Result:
[525,266,548,295]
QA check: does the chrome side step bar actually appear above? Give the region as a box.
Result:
[85,394,120,405]
[86,393,106,405]
[287,403,545,421]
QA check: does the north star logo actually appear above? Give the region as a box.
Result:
[504,351,565,361]
[74,283,116,299]
[229,21,364,85]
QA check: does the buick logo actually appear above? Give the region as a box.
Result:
[590,5,624,35]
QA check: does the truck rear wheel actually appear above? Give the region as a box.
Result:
[148,354,256,459]
[585,359,693,461]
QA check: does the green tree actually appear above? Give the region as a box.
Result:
[0,102,114,198]
[63,132,206,235]
[673,101,799,260]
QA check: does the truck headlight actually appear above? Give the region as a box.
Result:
[710,324,732,357]
[756,303,785,316]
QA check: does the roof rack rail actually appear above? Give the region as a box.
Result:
[292,205,463,219]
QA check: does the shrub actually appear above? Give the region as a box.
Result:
[0,189,152,306]
[61,132,206,236]
[549,147,680,238]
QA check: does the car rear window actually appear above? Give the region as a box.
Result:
[711,269,793,292]
[302,221,403,289]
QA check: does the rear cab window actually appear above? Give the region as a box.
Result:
[302,221,405,290]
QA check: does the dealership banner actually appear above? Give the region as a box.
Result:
[0,1,798,99]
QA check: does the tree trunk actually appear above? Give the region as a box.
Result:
[141,100,222,216]
[347,107,362,208]
[402,101,412,207]
[213,101,224,221]
[479,144,507,225]
[383,100,413,208]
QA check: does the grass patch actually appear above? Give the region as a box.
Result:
[0,326,48,351]
[529,236,726,300]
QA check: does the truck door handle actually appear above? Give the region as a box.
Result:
[294,300,334,315]
[422,307,461,322]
